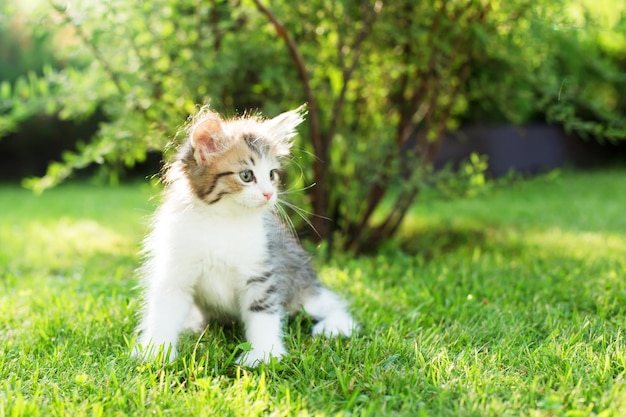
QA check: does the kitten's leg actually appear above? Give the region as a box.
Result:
[134,285,194,362]
[236,274,287,366]
[303,287,357,337]
[238,311,286,366]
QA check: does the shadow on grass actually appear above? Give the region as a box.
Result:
[394,223,512,260]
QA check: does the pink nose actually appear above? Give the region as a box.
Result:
[263,191,273,201]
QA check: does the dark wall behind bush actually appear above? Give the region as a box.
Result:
[0,112,162,181]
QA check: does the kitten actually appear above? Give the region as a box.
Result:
[133,105,356,366]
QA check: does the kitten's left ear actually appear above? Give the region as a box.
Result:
[264,104,307,156]
[191,115,227,165]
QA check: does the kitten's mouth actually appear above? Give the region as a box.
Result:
[241,199,273,210]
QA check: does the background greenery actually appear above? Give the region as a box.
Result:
[1,0,625,251]
[1,169,625,416]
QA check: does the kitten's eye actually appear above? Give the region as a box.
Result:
[269,169,279,182]
[239,170,254,183]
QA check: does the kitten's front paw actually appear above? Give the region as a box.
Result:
[312,312,357,337]
[235,345,287,367]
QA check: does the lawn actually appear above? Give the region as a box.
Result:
[1,169,625,416]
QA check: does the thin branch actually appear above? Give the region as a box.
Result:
[54,3,171,133]
[207,0,222,51]
[57,7,125,95]
[251,0,321,153]
[327,1,382,142]
[397,2,446,148]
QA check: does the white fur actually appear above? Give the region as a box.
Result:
[237,311,286,366]
[303,288,358,337]
[260,105,307,156]
[134,179,274,362]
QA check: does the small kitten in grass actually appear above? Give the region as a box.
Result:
[132,104,356,366]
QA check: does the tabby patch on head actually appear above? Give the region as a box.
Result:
[175,106,306,209]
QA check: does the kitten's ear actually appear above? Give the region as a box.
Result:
[264,104,307,156]
[190,115,226,165]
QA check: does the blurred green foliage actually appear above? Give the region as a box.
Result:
[0,3,58,84]
[0,0,624,251]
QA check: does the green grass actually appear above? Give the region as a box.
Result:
[1,169,626,416]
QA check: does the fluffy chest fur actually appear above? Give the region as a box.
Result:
[148,196,269,318]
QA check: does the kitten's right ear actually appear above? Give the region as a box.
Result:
[190,116,226,165]
[263,104,307,156]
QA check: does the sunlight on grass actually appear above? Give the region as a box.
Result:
[1,218,135,271]
[525,228,626,262]
[27,218,131,254]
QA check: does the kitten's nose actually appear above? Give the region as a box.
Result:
[263,191,273,201]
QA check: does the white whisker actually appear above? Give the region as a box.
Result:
[288,145,321,164]
[283,157,309,188]
[273,203,298,239]
[279,198,332,222]
[277,198,326,239]
[280,182,317,195]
